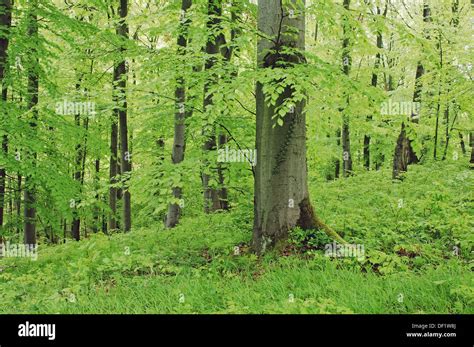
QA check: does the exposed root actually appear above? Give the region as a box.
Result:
[297,197,348,245]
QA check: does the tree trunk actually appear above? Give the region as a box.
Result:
[334,128,341,178]
[364,5,385,171]
[108,114,118,231]
[165,0,192,228]
[470,133,474,168]
[392,123,414,178]
[441,102,451,160]
[71,79,83,241]
[0,0,11,236]
[116,0,131,232]
[252,0,345,254]
[202,0,229,213]
[459,132,466,155]
[15,173,21,234]
[24,0,38,245]
[392,2,430,178]
[341,0,352,177]
[92,159,100,233]
[433,30,445,161]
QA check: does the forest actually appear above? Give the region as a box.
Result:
[0,0,472,314]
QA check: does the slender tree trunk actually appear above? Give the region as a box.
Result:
[459,132,466,155]
[202,0,229,213]
[341,0,352,177]
[364,5,385,170]
[165,0,192,228]
[433,96,440,159]
[0,0,11,236]
[439,1,462,161]
[334,128,340,178]
[253,0,345,254]
[71,79,83,241]
[92,159,100,233]
[433,32,443,160]
[24,0,38,245]
[15,173,21,234]
[108,111,118,231]
[341,119,352,176]
[441,102,452,160]
[470,133,474,168]
[116,0,131,232]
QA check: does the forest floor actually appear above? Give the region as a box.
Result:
[0,162,473,314]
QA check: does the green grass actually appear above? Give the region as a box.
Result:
[0,162,472,314]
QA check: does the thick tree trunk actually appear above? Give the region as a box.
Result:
[165,0,192,228]
[253,0,344,254]
[392,123,417,178]
[24,0,38,245]
[0,0,11,235]
[393,58,425,176]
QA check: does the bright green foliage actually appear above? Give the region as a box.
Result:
[0,0,472,314]
[0,161,472,313]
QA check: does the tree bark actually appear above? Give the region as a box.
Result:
[433,32,443,160]
[459,132,466,155]
[92,159,100,233]
[71,79,83,241]
[364,4,386,170]
[341,0,352,177]
[108,109,118,231]
[470,133,474,168]
[202,0,229,213]
[15,173,21,234]
[116,0,131,232]
[165,0,192,228]
[0,0,11,236]
[334,128,340,178]
[24,0,38,245]
[253,0,345,254]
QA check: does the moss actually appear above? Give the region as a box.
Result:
[297,197,348,244]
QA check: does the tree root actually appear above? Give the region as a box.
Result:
[297,197,348,245]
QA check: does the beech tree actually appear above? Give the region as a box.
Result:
[252,0,345,254]
[201,0,229,213]
[117,0,131,232]
[24,0,39,245]
[340,0,353,177]
[0,0,11,239]
[165,0,192,228]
